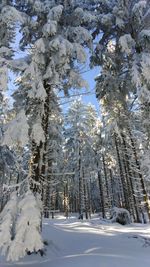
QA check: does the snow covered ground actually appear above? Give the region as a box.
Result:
[0,214,150,267]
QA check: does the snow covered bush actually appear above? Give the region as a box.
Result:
[110,207,131,225]
[0,190,43,261]
[7,190,43,262]
[0,192,17,256]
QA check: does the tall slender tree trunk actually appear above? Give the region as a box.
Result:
[97,161,105,218]
[64,181,69,218]
[102,154,110,210]
[78,142,84,219]
[114,133,130,210]
[87,181,92,219]
[83,171,89,219]
[30,140,43,193]
[0,167,5,212]
[109,168,115,208]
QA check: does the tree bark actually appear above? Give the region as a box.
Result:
[78,142,84,219]
[102,154,110,210]
[97,162,105,218]
[64,181,69,218]
[114,133,130,210]
[83,171,89,219]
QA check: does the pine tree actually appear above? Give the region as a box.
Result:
[10,0,94,193]
[64,99,99,219]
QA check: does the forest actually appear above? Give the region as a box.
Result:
[0,0,150,266]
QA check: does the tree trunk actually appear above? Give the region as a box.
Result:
[78,143,84,219]
[83,171,88,220]
[114,133,130,210]
[97,162,105,218]
[87,181,92,219]
[64,181,69,218]
[109,168,115,208]
[102,154,110,210]
[30,140,43,194]
[30,83,51,194]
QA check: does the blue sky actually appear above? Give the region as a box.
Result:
[60,65,101,116]
[82,66,100,112]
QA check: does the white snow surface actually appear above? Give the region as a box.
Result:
[0,214,150,267]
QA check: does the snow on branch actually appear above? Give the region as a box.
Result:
[1,5,25,24]
[47,5,63,21]
[42,20,57,37]
[30,121,45,145]
[2,110,29,147]
[0,62,8,91]
[119,34,135,55]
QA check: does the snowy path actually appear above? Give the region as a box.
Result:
[1,216,150,267]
